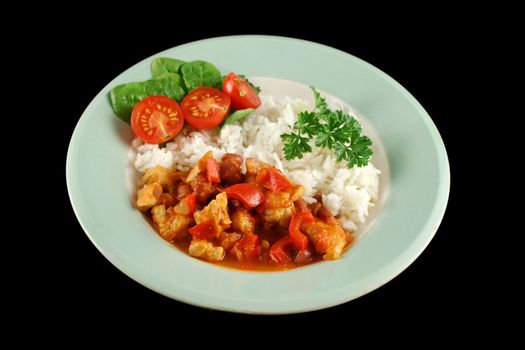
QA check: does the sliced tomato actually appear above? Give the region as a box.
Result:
[222,72,261,110]
[206,158,221,184]
[130,96,184,144]
[181,87,230,129]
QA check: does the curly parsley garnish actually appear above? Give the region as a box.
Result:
[281,87,373,168]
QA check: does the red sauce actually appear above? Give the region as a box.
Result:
[139,154,355,271]
[145,213,354,271]
[171,227,325,272]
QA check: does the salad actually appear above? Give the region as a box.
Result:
[110,57,261,144]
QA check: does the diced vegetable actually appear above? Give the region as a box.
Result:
[256,168,291,193]
[233,233,261,262]
[205,158,221,184]
[269,235,294,264]
[188,220,219,240]
[289,211,314,251]
[220,183,264,208]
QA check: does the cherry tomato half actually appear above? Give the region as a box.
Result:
[181,87,231,129]
[222,72,261,110]
[130,96,184,144]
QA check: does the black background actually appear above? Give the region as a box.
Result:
[45,12,486,330]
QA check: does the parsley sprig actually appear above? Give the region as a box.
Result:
[281,87,373,168]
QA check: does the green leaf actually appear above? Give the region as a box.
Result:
[151,57,186,78]
[281,132,312,160]
[181,60,222,91]
[295,111,320,137]
[154,72,187,91]
[280,86,373,167]
[310,86,328,112]
[219,108,255,131]
[315,131,335,149]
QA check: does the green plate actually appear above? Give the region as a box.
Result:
[66,35,449,314]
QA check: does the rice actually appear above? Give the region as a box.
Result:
[132,95,380,231]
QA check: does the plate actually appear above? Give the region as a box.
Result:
[67,35,449,314]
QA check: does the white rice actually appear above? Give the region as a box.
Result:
[132,95,380,231]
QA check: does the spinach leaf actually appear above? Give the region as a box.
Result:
[110,75,185,123]
[154,72,182,80]
[181,60,222,91]
[154,72,187,91]
[151,57,185,78]
[219,108,255,131]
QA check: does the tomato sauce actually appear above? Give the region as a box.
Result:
[138,154,355,271]
[171,228,325,272]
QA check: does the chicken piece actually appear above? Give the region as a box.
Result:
[256,191,295,228]
[189,239,225,261]
[220,153,243,185]
[217,232,242,250]
[231,208,255,234]
[191,173,216,204]
[136,182,162,211]
[194,192,231,230]
[185,151,213,183]
[245,158,270,175]
[175,182,192,201]
[151,204,191,241]
[289,185,304,201]
[143,166,176,192]
[301,219,347,260]
[244,158,271,183]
